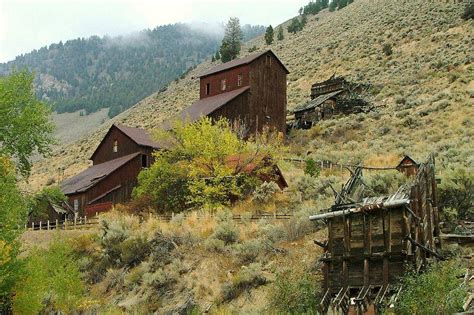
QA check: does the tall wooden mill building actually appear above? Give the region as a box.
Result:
[176,49,289,136]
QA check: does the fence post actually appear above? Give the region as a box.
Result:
[56,219,59,230]
[39,221,42,231]
[85,215,87,225]
[31,221,34,230]
[74,217,77,229]
[172,212,175,219]
[47,220,50,230]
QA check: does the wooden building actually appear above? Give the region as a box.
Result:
[60,124,162,216]
[291,75,371,129]
[309,154,441,313]
[177,50,289,136]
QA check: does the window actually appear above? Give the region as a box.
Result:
[73,199,79,212]
[113,139,118,152]
[266,54,272,66]
[141,154,148,168]
[220,79,226,91]
[205,83,210,95]
[237,74,242,87]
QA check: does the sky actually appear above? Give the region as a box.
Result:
[0,0,309,63]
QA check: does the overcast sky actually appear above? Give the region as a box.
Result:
[0,0,309,63]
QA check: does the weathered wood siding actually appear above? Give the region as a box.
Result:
[67,155,143,216]
[200,65,250,99]
[91,126,154,165]
[209,91,250,131]
[248,52,287,134]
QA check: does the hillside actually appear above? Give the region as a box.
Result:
[0,23,264,118]
[28,0,472,191]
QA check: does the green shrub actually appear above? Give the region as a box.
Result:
[12,239,85,314]
[252,181,279,203]
[395,259,468,315]
[364,171,410,196]
[232,239,264,265]
[438,167,474,221]
[204,238,226,253]
[382,43,393,56]
[221,263,267,302]
[213,223,240,245]
[268,269,318,314]
[120,237,151,268]
[304,158,320,177]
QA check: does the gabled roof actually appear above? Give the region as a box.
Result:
[177,86,250,124]
[293,90,343,113]
[90,124,162,160]
[61,152,140,195]
[198,49,289,78]
[397,155,418,167]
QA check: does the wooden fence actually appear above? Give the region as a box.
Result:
[26,212,294,231]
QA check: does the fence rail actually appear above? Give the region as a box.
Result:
[26,212,294,231]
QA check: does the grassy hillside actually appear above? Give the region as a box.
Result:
[21,1,473,312]
[28,0,472,190]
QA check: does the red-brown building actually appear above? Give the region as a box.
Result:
[60,124,162,216]
[177,49,289,136]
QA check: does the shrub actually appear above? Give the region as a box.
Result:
[232,239,264,265]
[462,3,474,20]
[296,175,337,201]
[304,158,320,177]
[364,171,410,196]
[395,259,468,314]
[438,167,474,221]
[204,238,226,253]
[102,268,126,293]
[221,263,267,301]
[252,181,279,204]
[12,239,85,314]
[120,237,151,268]
[213,223,240,245]
[268,269,318,314]
[382,43,393,56]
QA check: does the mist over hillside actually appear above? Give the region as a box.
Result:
[0,23,265,118]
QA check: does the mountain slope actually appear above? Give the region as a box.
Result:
[1,24,265,118]
[28,0,473,190]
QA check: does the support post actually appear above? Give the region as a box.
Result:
[39,221,42,230]
[56,219,59,230]
[47,220,50,230]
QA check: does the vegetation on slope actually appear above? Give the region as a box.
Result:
[0,24,265,118]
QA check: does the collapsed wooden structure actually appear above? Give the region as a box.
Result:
[289,75,372,129]
[309,154,441,313]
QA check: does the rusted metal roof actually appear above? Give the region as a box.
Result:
[114,124,162,149]
[293,90,343,113]
[198,49,289,78]
[177,86,250,123]
[61,152,140,195]
[90,124,162,160]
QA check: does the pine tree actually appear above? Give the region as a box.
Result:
[329,0,338,12]
[215,51,221,60]
[321,0,329,8]
[277,25,284,41]
[265,25,274,45]
[339,0,348,9]
[287,17,302,34]
[301,14,308,28]
[212,55,215,62]
[219,17,243,63]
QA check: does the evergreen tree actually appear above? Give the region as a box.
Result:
[321,0,329,8]
[287,17,302,34]
[329,0,338,12]
[215,51,221,60]
[339,0,348,9]
[212,55,215,62]
[301,14,308,28]
[277,25,284,41]
[265,25,274,45]
[219,17,243,63]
